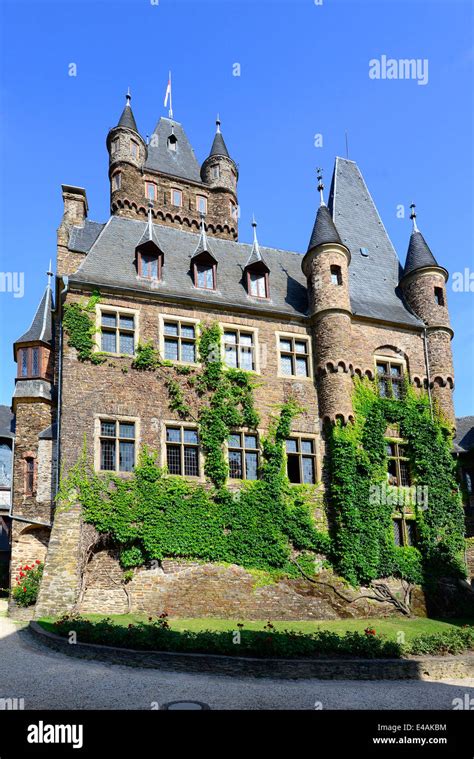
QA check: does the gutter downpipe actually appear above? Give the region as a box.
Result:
[56,276,69,498]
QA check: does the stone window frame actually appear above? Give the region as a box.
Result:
[161,421,204,481]
[158,314,201,367]
[225,428,261,482]
[220,322,261,375]
[112,171,121,191]
[130,138,139,159]
[374,354,406,400]
[434,286,445,306]
[111,136,120,154]
[196,195,208,214]
[93,414,140,475]
[392,514,417,547]
[171,188,183,207]
[330,264,343,286]
[145,181,157,201]
[95,304,140,358]
[23,451,37,496]
[284,433,320,485]
[275,331,313,381]
[229,200,238,220]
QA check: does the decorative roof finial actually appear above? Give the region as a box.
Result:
[410,202,419,232]
[46,259,53,285]
[251,215,261,256]
[126,87,131,106]
[317,168,325,207]
[216,114,221,134]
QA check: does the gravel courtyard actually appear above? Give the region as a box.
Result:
[1,605,473,711]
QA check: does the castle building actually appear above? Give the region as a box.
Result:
[8,94,458,616]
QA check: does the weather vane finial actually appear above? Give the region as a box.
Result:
[126,87,131,105]
[317,168,325,206]
[410,202,419,232]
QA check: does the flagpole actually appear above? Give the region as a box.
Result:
[168,70,173,119]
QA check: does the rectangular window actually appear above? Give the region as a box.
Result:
[31,347,39,376]
[279,336,310,378]
[21,349,28,377]
[286,437,316,484]
[18,347,42,378]
[172,189,182,207]
[230,201,238,220]
[100,309,136,355]
[393,518,416,547]
[228,432,259,480]
[130,140,138,159]
[330,265,342,285]
[166,425,200,477]
[195,264,215,290]
[212,165,220,179]
[25,457,35,495]
[223,329,255,371]
[249,272,267,298]
[112,172,121,191]
[99,420,136,473]
[163,320,197,364]
[196,195,207,214]
[140,253,159,280]
[111,137,120,154]
[376,360,404,399]
[145,182,157,201]
[386,440,411,487]
[434,287,444,306]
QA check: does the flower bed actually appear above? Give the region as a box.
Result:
[11,561,43,607]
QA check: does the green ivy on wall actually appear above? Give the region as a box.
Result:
[62,290,106,364]
[327,378,466,586]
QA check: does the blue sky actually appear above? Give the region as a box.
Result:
[0,0,473,414]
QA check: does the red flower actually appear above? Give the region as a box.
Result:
[36,560,41,565]
[19,572,25,577]
[364,627,376,636]
[23,587,26,592]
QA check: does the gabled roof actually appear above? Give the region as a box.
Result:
[328,157,422,327]
[136,214,165,251]
[454,417,474,453]
[145,117,202,183]
[14,284,53,347]
[191,220,216,262]
[245,222,269,271]
[307,204,343,251]
[0,406,14,439]
[69,216,308,316]
[404,230,439,277]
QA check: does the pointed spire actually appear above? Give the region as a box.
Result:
[403,203,440,277]
[307,169,342,252]
[245,217,269,270]
[191,214,216,260]
[14,278,53,349]
[117,89,139,132]
[208,115,230,158]
[136,203,163,250]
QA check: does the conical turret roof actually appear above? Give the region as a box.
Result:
[117,92,139,132]
[404,230,439,277]
[307,205,343,252]
[14,283,53,348]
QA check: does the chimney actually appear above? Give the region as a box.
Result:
[61,185,88,227]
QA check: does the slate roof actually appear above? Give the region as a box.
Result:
[0,406,14,439]
[404,230,440,277]
[69,221,105,253]
[14,285,53,346]
[208,130,230,159]
[117,102,139,133]
[13,380,53,403]
[328,158,422,327]
[145,118,202,183]
[454,417,474,453]
[307,204,343,251]
[66,156,428,328]
[69,216,308,316]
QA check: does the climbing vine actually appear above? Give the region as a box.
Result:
[63,290,106,364]
[327,377,466,586]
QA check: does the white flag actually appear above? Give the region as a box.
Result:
[164,72,172,116]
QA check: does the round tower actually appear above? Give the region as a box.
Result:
[400,204,455,425]
[106,91,147,216]
[200,116,239,237]
[302,171,353,424]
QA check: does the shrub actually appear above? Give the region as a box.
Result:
[12,561,43,607]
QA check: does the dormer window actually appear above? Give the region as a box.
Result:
[196,195,207,214]
[195,262,216,290]
[145,182,157,201]
[248,271,268,298]
[172,189,182,207]
[168,134,177,151]
[139,252,160,280]
[112,171,121,191]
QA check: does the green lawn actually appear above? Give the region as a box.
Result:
[40,613,473,644]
